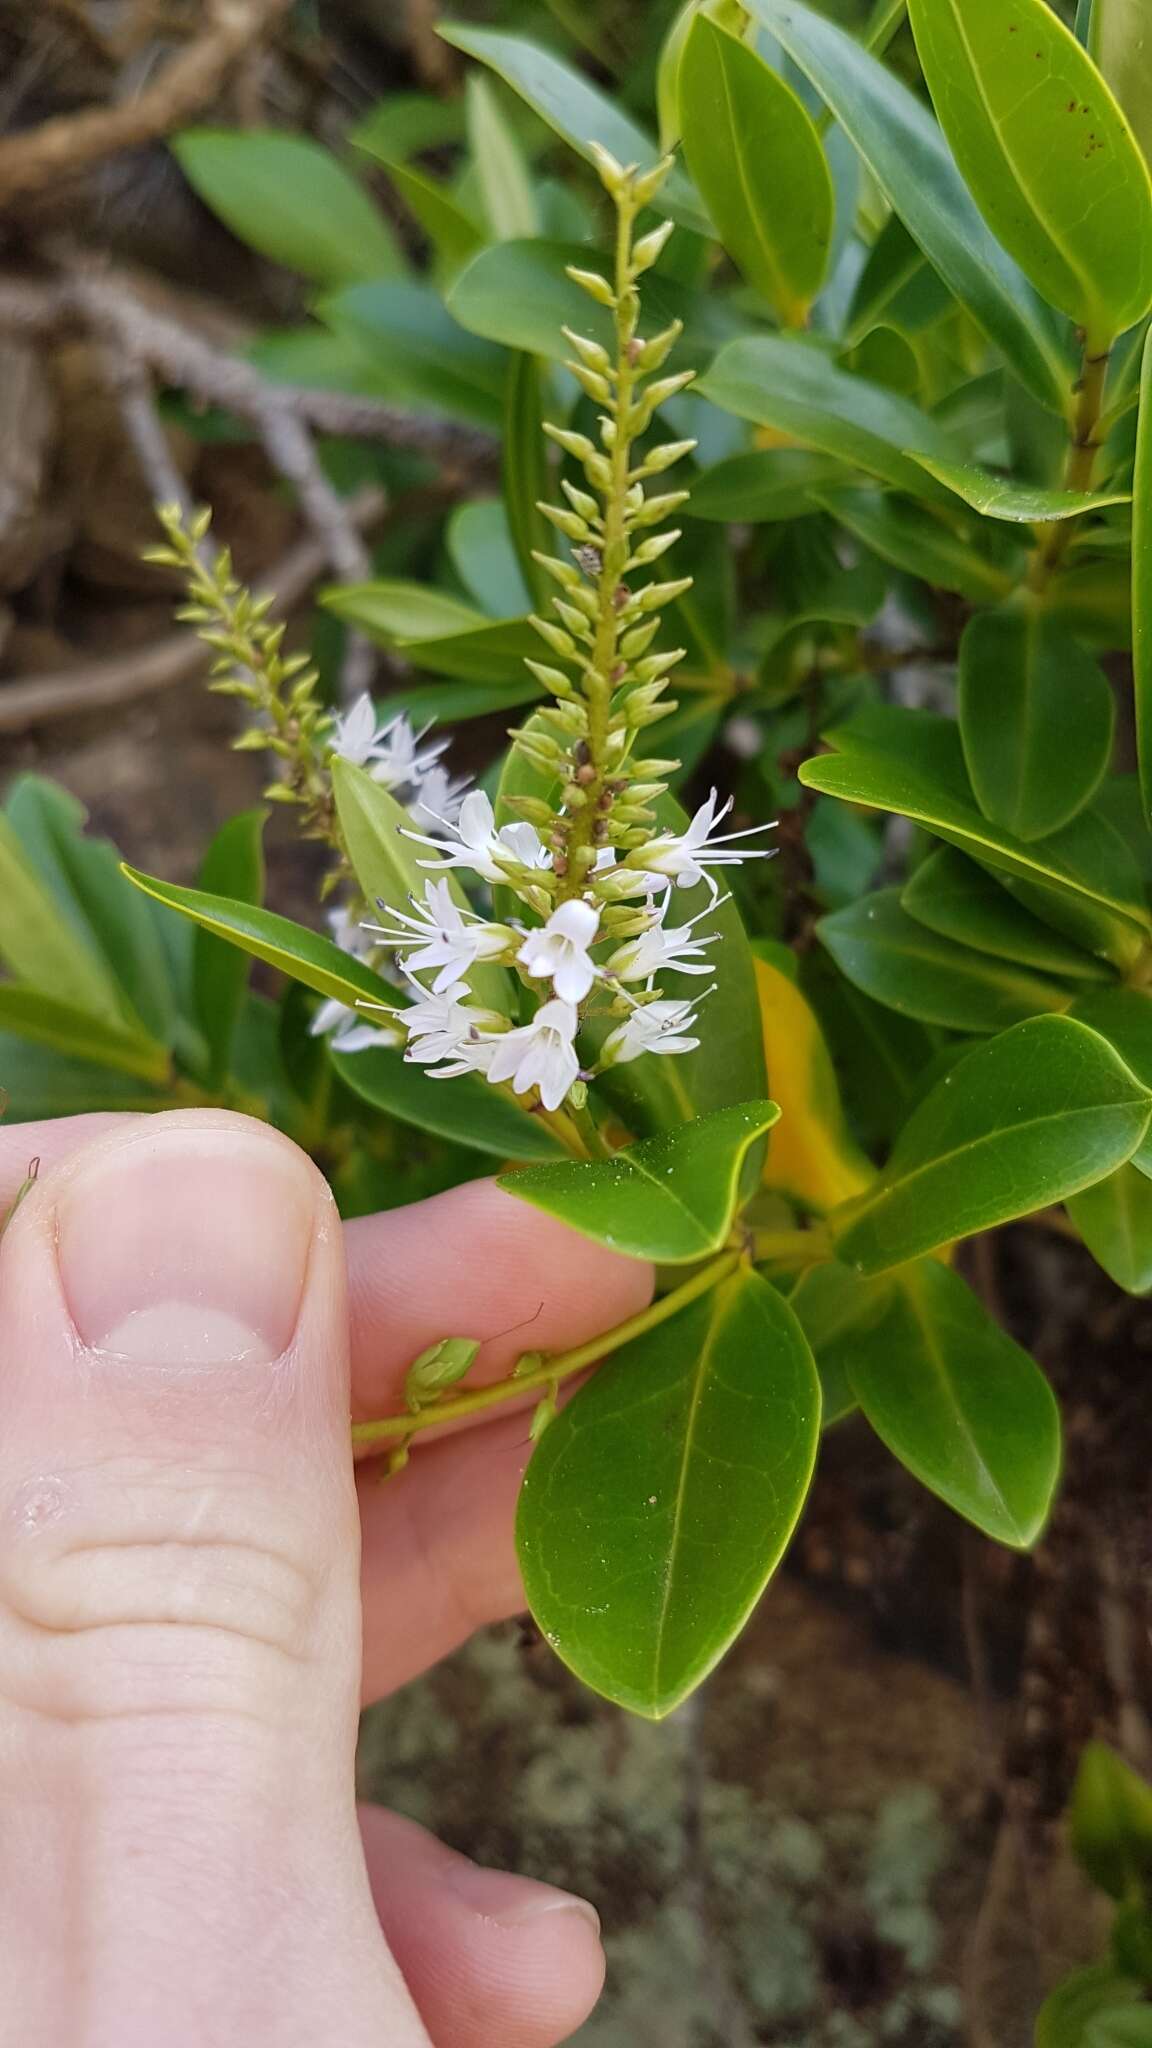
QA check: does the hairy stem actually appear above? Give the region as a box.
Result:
[351,1248,742,1448]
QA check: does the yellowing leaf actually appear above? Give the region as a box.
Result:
[756,956,874,1212]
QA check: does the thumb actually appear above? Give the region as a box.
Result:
[0,1109,428,2048]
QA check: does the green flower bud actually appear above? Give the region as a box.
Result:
[561,327,613,373]
[633,489,690,527]
[561,479,601,523]
[565,265,616,307]
[636,576,694,613]
[631,220,676,274]
[537,500,590,542]
[635,438,697,476]
[629,528,681,568]
[530,614,578,658]
[544,423,597,462]
[524,659,576,698]
[633,320,683,371]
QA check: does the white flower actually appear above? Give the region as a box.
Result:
[404,791,550,886]
[517,899,600,1003]
[604,893,720,984]
[328,693,384,767]
[624,790,775,894]
[407,762,471,831]
[401,981,482,1061]
[309,997,404,1056]
[601,990,713,1066]
[485,998,580,1111]
[370,714,448,792]
[367,880,514,993]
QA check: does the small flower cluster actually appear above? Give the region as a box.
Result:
[339,149,771,1119]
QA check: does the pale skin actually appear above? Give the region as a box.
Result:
[0,1108,654,2048]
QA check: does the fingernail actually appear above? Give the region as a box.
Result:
[443,1854,601,1935]
[56,1119,318,1365]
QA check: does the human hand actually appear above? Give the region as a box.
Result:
[0,1108,652,2047]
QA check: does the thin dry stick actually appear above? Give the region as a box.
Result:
[0,485,385,731]
[0,0,292,205]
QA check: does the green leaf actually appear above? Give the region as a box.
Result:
[4,775,174,1042]
[319,280,505,429]
[498,1100,778,1263]
[1133,328,1152,824]
[448,237,737,370]
[845,211,953,345]
[0,986,169,1082]
[466,74,540,240]
[121,867,399,1014]
[1071,1161,1152,1290]
[745,0,1072,415]
[833,1014,1152,1273]
[502,352,551,610]
[909,455,1131,523]
[788,1260,894,1424]
[331,1045,566,1162]
[958,605,1115,842]
[1069,987,1152,1176]
[192,810,266,1087]
[848,1259,1061,1546]
[172,129,404,287]
[330,757,509,1013]
[814,485,1016,603]
[902,847,1112,983]
[1088,2015,1152,2048]
[818,887,1073,1034]
[384,676,544,725]
[906,0,1152,343]
[699,334,963,501]
[798,705,1152,969]
[517,1266,820,1716]
[447,499,531,617]
[679,16,832,326]
[1090,0,1152,170]
[1036,1969,1144,2048]
[690,449,847,522]
[0,1034,167,1121]
[373,160,483,275]
[1065,1744,1152,1900]
[0,813,125,1027]
[321,581,537,681]
[439,23,710,236]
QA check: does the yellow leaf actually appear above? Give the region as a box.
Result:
[756,955,875,1212]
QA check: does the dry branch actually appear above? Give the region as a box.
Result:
[0,0,292,205]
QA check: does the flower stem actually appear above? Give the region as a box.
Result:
[350,1247,741,1449]
[750,1226,830,1270]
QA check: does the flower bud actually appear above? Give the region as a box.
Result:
[538,500,590,542]
[631,220,676,274]
[554,598,594,639]
[632,488,690,528]
[524,659,576,698]
[637,576,693,613]
[561,479,600,523]
[544,423,596,462]
[530,614,578,659]
[585,452,614,491]
[561,327,613,373]
[532,550,583,591]
[633,320,683,372]
[619,617,661,659]
[569,363,613,404]
[629,529,681,567]
[636,438,697,476]
[588,139,630,193]
[631,156,675,208]
[634,647,686,681]
[565,265,616,306]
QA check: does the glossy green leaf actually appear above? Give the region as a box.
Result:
[517,1266,820,1716]
[845,212,953,345]
[0,814,124,1027]
[746,0,1071,415]
[1133,329,1152,823]
[1036,1969,1144,2048]
[690,449,847,522]
[699,335,963,501]
[848,1259,1060,1546]
[0,986,169,1083]
[818,887,1072,1034]
[331,1045,566,1162]
[374,160,483,274]
[910,455,1131,523]
[172,129,404,286]
[322,582,537,682]
[330,758,509,1013]
[447,500,531,618]
[121,866,399,1015]
[788,1260,894,1425]
[680,16,832,325]
[448,238,736,371]
[498,1100,778,1262]
[466,74,539,240]
[319,280,505,429]
[1071,1741,1152,1900]
[439,23,710,235]
[4,775,174,1042]
[1090,0,1152,169]
[798,705,1152,968]
[814,485,1016,603]
[192,810,266,1087]
[1070,1161,1152,1288]
[958,604,1115,841]
[902,847,1111,983]
[1069,988,1152,1177]
[906,0,1152,343]
[502,352,551,610]
[833,1014,1152,1273]
[384,676,543,726]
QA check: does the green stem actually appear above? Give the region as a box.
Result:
[351,1248,742,1449]
[566,1094,614,1159]
[1029,335,1112,589]
[751,1226,830,1270]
